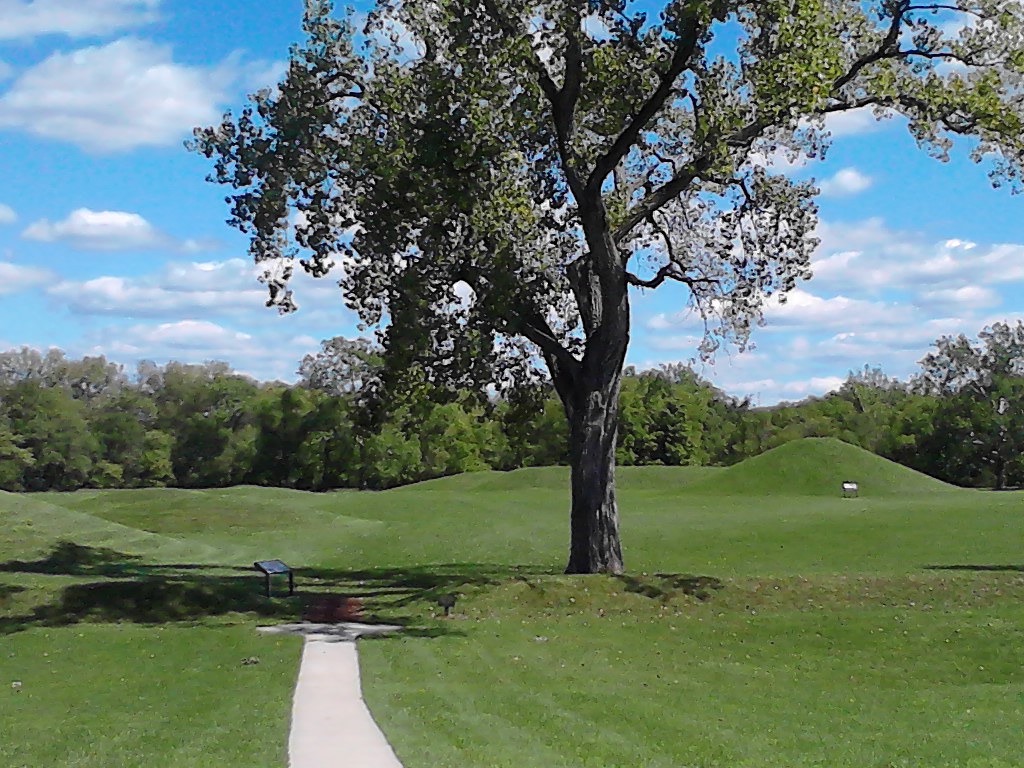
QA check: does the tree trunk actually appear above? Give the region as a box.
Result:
[555,200,630,574]
[565,370,625,574]
[994,453,1007,491]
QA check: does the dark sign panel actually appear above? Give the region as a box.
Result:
[255,560,291,575]
[253,560,294,597]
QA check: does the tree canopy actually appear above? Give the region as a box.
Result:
[192,0,1024,572]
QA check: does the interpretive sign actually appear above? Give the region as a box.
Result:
[254,559,294,597]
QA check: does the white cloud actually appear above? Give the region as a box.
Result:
[648,333,704,351]
[646,288,909,335]
[814,217,910,255]
[49,275,267,317]
[0,203,15,225]
[24,208,166,250]
[159,258,254,292]
[82,321,325,382]
[0,60,12,81]
[763,289,909,330]
[733,376,845,403]
[645,311,698,332]
[818,167,873,197]
[749,143,809,172]
[48,257,351,325]
[118,320,252,350]
[0,261,52,294]
[0,38,231,152]
[635,221,1019,403]
[785,376,844,397]
[240,58,287,92]
[582,13,612,40]
[48,259,265,316]
[811,220,1024,293]
[822,106,893,137]
[813,317,969,363]
[22,208,218,252]
[0,0,159,40]
[679,351,845,404]
[915,285,1000,312]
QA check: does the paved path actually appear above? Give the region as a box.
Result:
[259,623,404,768]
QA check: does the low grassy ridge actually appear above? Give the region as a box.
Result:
[2,438,1023,766]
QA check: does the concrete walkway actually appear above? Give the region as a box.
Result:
[259,623,404,768]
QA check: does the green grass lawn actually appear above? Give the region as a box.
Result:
[1,624,297,768]
[2,438,1023,766]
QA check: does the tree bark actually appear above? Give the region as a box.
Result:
[994,453,1007,491]
[564,368,625,574]
[558,200,630,574]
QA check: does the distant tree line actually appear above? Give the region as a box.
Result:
[1,322,1022,493]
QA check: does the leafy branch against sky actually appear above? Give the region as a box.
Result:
[0,0,1022,404]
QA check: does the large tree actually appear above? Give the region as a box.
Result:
[915,321,1024,489]
[192,0,1024,573]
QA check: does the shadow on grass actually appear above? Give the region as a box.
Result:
[0,541,552,638]
[0,541,249,578]
[0,583,26,606]
[0,541,147,577]
[926,564,1024,572]
[615,573,725,601]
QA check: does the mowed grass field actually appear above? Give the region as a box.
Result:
[2,438,1023,767]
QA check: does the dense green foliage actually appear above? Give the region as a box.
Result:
[2,322,1024,492]
[191,0,1024,572]
[3,445,1024,766]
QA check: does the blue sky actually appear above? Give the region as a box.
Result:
[1,0,1022,404]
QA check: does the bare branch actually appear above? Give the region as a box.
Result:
[907,4,978,13]
[648,212,678,266]
[625,262,719,290]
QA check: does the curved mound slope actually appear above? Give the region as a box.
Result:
[399,466,570,494]
[398,464,724,495]
[689,438,956,497]
[41,486,379,537]
[0,490,208,562]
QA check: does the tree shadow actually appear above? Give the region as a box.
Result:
[0,542,553,637]
[0,541,251,578]
[0,541,146,577]
[614,573,725,601]
[299,562,552,609]
[0,583,25,605]
[925,564,1024,572]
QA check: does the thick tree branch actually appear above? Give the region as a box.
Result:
[832,0,908,91]
[457,256,581,381]
[513,311,582,386]
[560,1,585,133]
[612,163,701,244]
[612,117,771,244]
[588,5,704,193]
[480,0,586,198]
[612,1,973,247]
